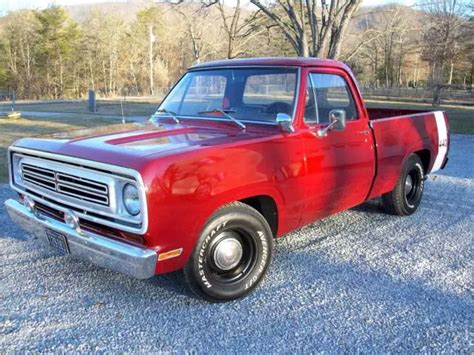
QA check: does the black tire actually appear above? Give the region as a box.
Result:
[183,202,273,302]
[382,154,425,216]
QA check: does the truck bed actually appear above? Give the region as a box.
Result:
[367,107,430,120]
[367,109,449,199]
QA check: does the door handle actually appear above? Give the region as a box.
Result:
[357,130,370,135]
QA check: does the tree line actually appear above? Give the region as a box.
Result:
[0,0,472,100]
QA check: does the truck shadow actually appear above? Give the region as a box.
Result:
[350,198,386,215]
[145,271,194,298]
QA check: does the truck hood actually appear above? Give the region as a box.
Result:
[13,121,271,171]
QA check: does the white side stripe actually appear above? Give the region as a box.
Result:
[431,111,448,173]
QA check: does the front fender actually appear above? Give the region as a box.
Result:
[140,135,306,274]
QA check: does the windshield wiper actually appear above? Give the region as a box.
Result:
[198,108,246,130]
[152,108,180,124]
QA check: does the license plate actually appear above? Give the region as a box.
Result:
[45,229,70,254]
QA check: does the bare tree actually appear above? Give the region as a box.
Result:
[344,5,423,88]
[136,7,162,95]
[0,11,40,98]
[216,0,264,58]
[82,10,124,96]
[172,3,219,64]
[249,0,362,58]
[420,0,466,96]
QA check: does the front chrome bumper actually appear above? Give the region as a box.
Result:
[4,199,157,279]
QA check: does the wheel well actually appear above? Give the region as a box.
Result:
[414,149,431,173]
[240,195,278,237]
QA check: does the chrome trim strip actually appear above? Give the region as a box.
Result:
[292,67,301,123]
[7,148,13,186]
[309,73,320,124]
[56,184,109,205]
[22,164,55,178]
[57,173,109,193]
[22,169,55,183]
[8,146,149,235]
[23,173,56,190]
[5,199,157,279]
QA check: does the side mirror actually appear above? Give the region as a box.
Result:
[329,109,346,131]
[276,113,295,133]
[316,109,346,137]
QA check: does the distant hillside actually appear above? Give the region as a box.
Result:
[65,0,159,22]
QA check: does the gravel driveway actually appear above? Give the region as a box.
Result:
[1,135,472,352]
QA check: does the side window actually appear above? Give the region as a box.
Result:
[304,73,358,124]
[243,73,296,107]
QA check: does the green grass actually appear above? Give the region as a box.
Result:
[365,99,474,135]
[0,116,118,183]
[1,100,159,117]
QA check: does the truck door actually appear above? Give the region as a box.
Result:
[299,69,376,225]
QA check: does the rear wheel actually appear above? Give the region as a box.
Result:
[382,154,425,216]
[183,202,273,302]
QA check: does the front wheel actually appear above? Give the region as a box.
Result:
[183,202,273,302]
[382,154,425,216]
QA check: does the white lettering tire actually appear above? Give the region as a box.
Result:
[183,202,273,302]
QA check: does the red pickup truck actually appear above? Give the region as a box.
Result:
[5,58,449,302]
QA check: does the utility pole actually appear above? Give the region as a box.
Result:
[149,23,155,96]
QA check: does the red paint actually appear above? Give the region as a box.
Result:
[14,58,449,275]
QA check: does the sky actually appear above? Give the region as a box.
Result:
[0,0,417,16]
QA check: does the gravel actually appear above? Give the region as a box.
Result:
[1,134,473,352]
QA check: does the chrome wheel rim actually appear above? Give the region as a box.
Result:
[404,165,423,208]
[206,228,258,285]
[213,236,243,271]
[405,174,414,196]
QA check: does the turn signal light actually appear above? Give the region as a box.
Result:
[158,248,183,261]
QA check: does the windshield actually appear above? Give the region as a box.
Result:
[156,67,298,123]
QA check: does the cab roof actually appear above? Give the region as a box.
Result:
[189,57,351,71]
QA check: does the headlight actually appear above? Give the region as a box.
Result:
[12,154,23,184]
[123,183,140,216]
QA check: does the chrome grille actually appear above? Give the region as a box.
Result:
[10,147,148,234]
[21,163,109,206]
